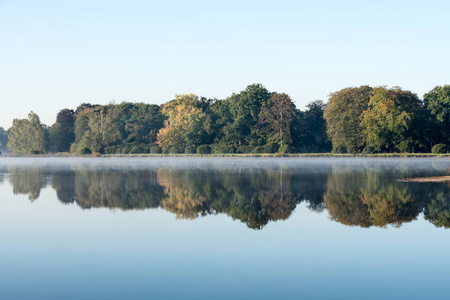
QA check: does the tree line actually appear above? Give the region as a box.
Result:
[1,84,449,155]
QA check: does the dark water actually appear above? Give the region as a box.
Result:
[0,157,449,299]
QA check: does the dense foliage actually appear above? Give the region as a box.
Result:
[7,112,48,155]
[0,127,8,154]
[323,86,372,153]
[360,86,423,153]
[2,84,449,154]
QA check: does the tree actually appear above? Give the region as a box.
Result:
[423,85,450,147]
[71,105,122,154]
[258,93,296,152]
[7,111,48,154]
[157,94,208,153]
[218,84,271,152]
[122,103,165,147]
[50,109,75,152]
[75,103,96,117]
[0,127,8,153]
[324,86,372,153]
[71,103,164,154]
[360,86,422,153]
[293,100,331,153]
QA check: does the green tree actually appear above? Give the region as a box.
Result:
[71,105,122,154]
[294,100,331,153]
[423,85,450,148]
[360,86,423,153]
[7,112,48,154]
[49,109,75,152]
[258,93,296,152]
[0,127,8,153]
[324,86,372,153]
[122,103,164,148]
[71,103,164,154]
[218,84,271,152]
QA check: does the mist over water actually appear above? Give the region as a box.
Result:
[0,157,449,299]
[0,157,448,229]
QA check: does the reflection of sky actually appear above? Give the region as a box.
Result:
[1,176,450,300]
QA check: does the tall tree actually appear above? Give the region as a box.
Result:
[0,127,8,153]
[157,94,208,153]
[294,100,331,153]
[258,92,296,152]
[7,112,48,154]
[122,103,164,146]
[360,86,423,153]
[423,85,450,147]
[50,109,75,152]
[71,105,122,154]
[324,86,373,153]
[219,84,271,152]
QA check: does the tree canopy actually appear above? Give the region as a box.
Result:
[7,112,48,155]
[1,83,449,155]
[361,86,423,153]
[324,86,372,153]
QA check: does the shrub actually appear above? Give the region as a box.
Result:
[150,145,162,154]
[104,146,117,154]
[252,146,264,154]
[263,143,278,153]
[79,147,92,155]
[212,143,236,154]
[129,145,149,154]
[278,144,291,154]
[197,144,211,154]
[184,145,197,154]
[169,146,183,154]
[432,143,447,154]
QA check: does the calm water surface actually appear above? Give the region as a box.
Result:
[0,157,449,300]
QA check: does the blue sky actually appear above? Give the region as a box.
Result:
[1,0,449,128]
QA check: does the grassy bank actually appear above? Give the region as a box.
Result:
[4,152,448,158]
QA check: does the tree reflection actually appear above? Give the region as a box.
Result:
[8,166,47,201]
[423,185,450,228]
[324,171,372,227]
[156,167,300,229]
[324,164,425,228]
[3,159,449,230]
[51,170,76,204]
[71,167,164,210]
[157,168,211,219]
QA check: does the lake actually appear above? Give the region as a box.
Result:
[0,157,449,300]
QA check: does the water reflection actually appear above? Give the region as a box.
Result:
[8,166,47,201]
[324,163,427,228]
[1,158,449,229]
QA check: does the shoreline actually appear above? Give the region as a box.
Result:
[1,153,450,158]
[398,176,450,183]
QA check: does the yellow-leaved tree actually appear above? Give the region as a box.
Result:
[157,94,208,153]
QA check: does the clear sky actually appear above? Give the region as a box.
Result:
[1,0,449,128]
